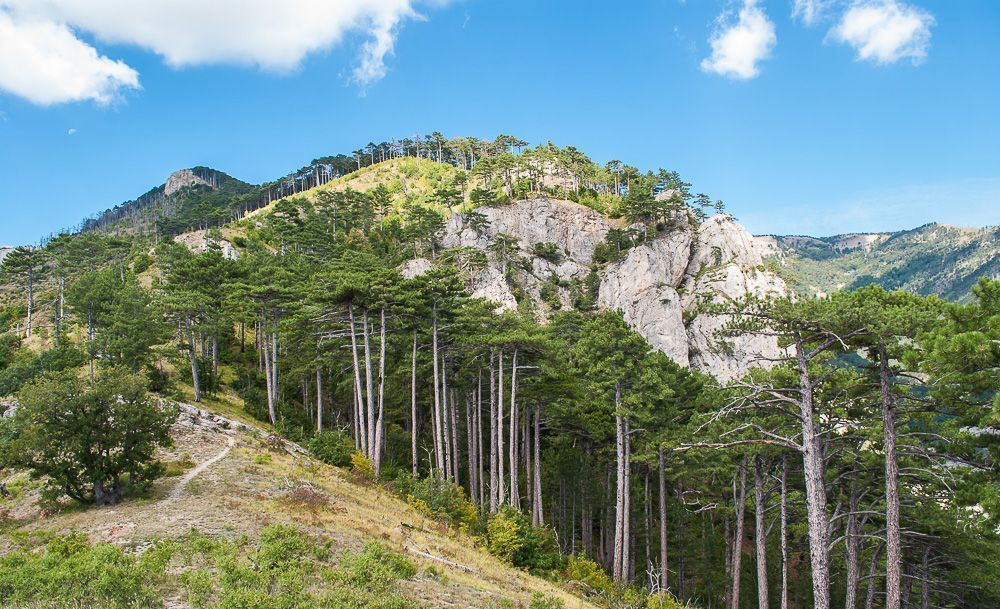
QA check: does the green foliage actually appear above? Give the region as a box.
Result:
[0,344,87,397]
[9,368,176,505]
[0,532,172,608]
[563,555,615,596]
[178,527,417,609]
[531,242,564,264]
[392,474,478,530]
[306,430,355,468]
[529,592,566,609]
[483,507,563,575]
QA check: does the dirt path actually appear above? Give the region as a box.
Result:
[166,433,235,500]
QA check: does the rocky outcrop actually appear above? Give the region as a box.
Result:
[173,229,240,260]
[0,246,14,264]
[424,200,787,381]
[164,169,212,197]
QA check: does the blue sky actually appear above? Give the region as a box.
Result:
[0,0,997,245]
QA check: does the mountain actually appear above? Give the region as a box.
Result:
[756,223,1000,301]
[80,167,256,237]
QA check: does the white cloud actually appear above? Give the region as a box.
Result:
[0,0,444,105]
[0,11,139,105]
[792,0,834,25]
[701,0,777,80]
[829,0,934,65]
[67,128,76,135]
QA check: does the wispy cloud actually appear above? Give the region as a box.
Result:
[828,0,934,65]
[792,0,834,26]
[742,177,1000,236]
[701,0,777,80]
[0,0,450,105]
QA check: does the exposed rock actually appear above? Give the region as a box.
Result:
[164,169,212,197]
[0,246,14,264]
[439,199,787,381]
[173,229,240,260]
[400,258,434,279]
[443,198,610,269]
[598,230,695,365]
[469,266,519,312]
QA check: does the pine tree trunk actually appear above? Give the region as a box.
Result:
[795,337,832,609]
[880,345,902,609]
[845,483,861,609]
[613,405,626,581]
[754,457,769,609]
[349,304,367,455]
[489,354,499,511]
[411,330,418,477]
[780,456,790,609]
[316,368,323,433]
[431,306,444,477]
[373,308,387,475]
[533,401,544,526]
[659,446,669,593]
[509,348,519,508]
[187,317,202,403]
[497,350,506,505]
[624,417,632,582]
[732,462,747,609]
[362,309,376,460]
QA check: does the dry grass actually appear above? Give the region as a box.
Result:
[0,413,597,609]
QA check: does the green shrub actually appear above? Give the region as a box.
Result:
[530,592,567,609]
[0,533,173,608]
[563,554,615,596]
[180,568,213,609]
[483,507,564,575]
[646,592,694,609]
[306,429,355,467]
[532,242,564,264]
[393,473,478,530]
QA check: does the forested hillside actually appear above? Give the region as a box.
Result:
[2,135,999,609]
[758,223,1000,301]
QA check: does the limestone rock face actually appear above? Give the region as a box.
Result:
[164,169,212,197]
[597,229,695,365]
[173,229,240,260]
[442,198,610,269]
[435,200,787,381]
[0,246,14,264]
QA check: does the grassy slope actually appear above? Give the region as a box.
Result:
[0,389,597,609]
[768,224,1000,301]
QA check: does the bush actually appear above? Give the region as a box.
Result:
[0,532,173,608]
[483,507,564,575]
[351,452,375,480]
[393,474,478,530]
[646,592,694,609]
[532,242,564,264]
[530,593,566,609]
[306,430,355,468]
[563,555,615,597]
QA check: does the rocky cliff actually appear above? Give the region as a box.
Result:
[164,169,213,196]
[437,198,787,381]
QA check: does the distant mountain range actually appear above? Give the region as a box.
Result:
[756,223,1000,302]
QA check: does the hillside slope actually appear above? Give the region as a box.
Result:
[0,401,596,609]
[757,223,1000,301]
